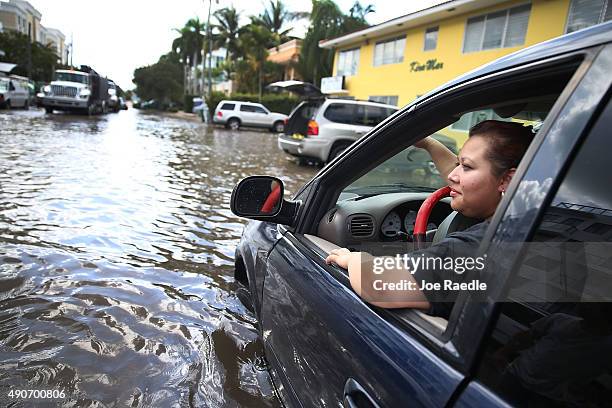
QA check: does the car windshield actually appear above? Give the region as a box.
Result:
[340,105,546,200]
[344,134,457,197]
[55,72,89,84]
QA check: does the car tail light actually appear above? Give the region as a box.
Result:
[283,118,288,126]
[217,111,223,117]
[307,120,319,136]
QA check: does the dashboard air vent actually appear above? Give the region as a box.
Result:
[349,215,374,237]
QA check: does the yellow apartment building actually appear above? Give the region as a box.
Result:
[319,0,611,144]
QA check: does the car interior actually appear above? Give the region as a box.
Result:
[297,55,585,336]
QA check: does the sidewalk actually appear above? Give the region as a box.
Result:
[166,110,203,123]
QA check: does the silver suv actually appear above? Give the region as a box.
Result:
[213,100,287,132]
[271,81,398,164]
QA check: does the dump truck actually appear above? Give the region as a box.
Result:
[39,65,110,115]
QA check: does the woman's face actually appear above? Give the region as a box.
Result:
[447,136,507,219]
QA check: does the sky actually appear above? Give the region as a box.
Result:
[25,0,447,90]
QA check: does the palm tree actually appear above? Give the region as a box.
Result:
[254,0,310,45]
[349,1,375,21]
[172,18,205,67]
[213,7,243,63]
[240,23,275,100]
[296,0,371,85]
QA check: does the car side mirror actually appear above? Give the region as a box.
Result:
[230,176,299,226]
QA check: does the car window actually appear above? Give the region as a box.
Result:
[240,104,257,112]
[220,103,235,110]
[338,99,550,201]
[475,108,612,406]
[324,103,355,124]
[355,105,396,126]
[253,106,267,114]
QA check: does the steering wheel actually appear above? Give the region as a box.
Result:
[413,186,451,249]
[260,183,282,214]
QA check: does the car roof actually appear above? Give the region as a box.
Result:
[218,100,262,105]
[419,22,612,104]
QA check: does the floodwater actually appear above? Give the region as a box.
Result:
[0,108,318,407]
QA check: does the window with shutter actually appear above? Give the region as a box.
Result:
[463,4,531,53]
[424,27,439,51]
[337,48,360,76]
[373,37,406,66]
[506,5,531,46]
[566,0,610,33]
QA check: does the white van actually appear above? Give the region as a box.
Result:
[0,76,30,109]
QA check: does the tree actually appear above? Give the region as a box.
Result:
[348,1,375,22]
[172,18,206,67]
[252,0,306,45]
[0,31,59,82]
[239,22,276,100]
[212,7,244,72]
[296,0,371,86]
[133,52,183,105]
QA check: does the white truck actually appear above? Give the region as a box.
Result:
[39,66,110,115]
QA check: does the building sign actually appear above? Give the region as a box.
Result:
[409,59,444,72]
[321,75,345,93]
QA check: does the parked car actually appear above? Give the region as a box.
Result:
[271,81,398,164]
[230,23,612,407]
[0,75,30,109]
[141,99,160,110]
[119,97,127,110]
[212,100,287,132]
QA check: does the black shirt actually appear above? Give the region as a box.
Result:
[411,221,489,318]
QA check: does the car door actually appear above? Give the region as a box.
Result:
[8,80,19,106]
[262,230,465,407]
[249,104,269,126]
[239,104,257,126]
[454,44,612,407]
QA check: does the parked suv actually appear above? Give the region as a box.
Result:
[213,100,287,132]
[271,81,398,164]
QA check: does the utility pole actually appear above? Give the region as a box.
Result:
[206,0,215,99]
[69,33,73,67]
[27,23,32,78]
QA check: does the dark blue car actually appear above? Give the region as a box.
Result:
[231,23,612,407]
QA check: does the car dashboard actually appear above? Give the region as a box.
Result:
[317,193,453,250]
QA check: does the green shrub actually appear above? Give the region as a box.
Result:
[205,91,227,116]
[183,94,197,113]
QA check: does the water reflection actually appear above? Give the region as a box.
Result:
[0,108,317,406]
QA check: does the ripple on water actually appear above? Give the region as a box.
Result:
[0,109,317,406]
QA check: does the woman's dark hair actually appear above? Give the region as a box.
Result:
[469,120,535,177]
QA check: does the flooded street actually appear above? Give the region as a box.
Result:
[0,108,318,407]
